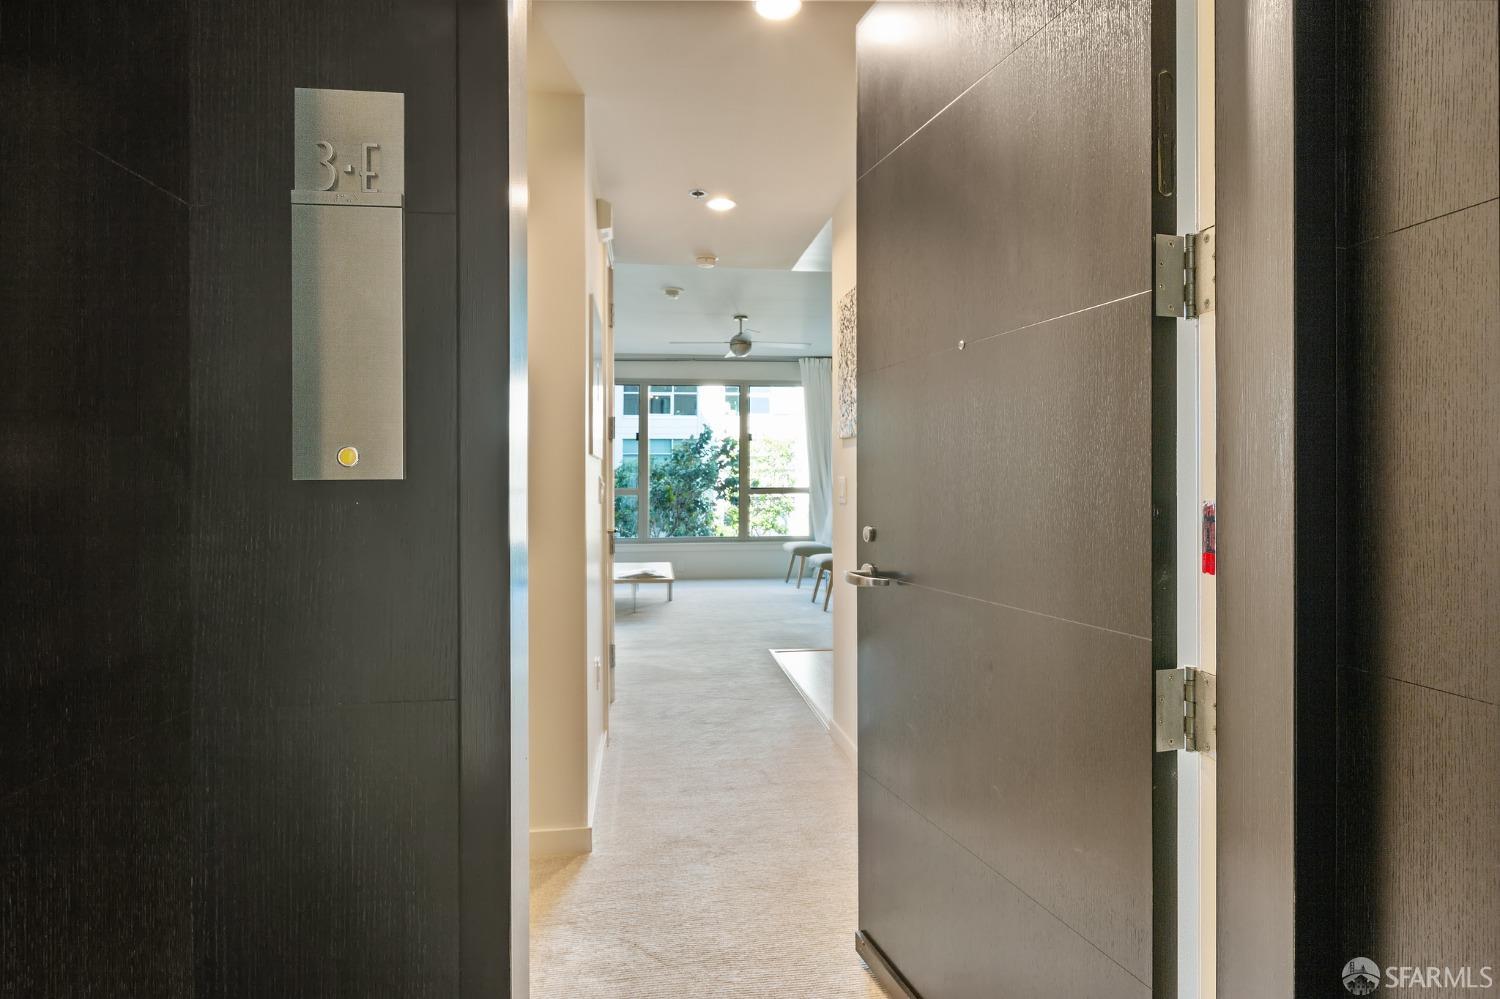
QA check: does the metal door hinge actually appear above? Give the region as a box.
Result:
[1155,666,1216,753]
[1154,227,1216,319]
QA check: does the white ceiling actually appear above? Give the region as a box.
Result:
[612,263,832,358]
[533,0,866,269]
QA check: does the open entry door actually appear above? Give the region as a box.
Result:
[850,0,1176,995]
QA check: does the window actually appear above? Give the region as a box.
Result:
[746,386,810,537]
[648,437,692,472]
[612,380,811,541]
[647,384,697,416]
[613,385,641,537]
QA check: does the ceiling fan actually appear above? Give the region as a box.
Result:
[670,314,812,359]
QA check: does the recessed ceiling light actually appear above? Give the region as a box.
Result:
[755,0,801,20]
[688,188,707,199]
[695,254,718,269]
[706,196,737,212]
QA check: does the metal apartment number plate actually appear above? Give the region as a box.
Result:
[291,87,406,481]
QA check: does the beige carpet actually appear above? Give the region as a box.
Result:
[530,579,886,998]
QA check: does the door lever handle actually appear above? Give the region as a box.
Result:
[844,563,896,587]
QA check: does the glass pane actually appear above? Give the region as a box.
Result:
[748,492,810,538]
[673,385,698,416]
[614,494,639,539]
[646,384,740,538]
[615,436,639,489]
[747,385,808,488]
[648,385,673,414]
[614,386,640,488]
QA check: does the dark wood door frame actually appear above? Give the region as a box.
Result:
[1214,0,1339,993]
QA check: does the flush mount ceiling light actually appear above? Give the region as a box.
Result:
[706,196,737,212]
[754,0,801,20]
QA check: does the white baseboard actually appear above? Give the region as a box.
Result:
[587,736,608,828]
[831,719,857,767]
[530,825,593,857]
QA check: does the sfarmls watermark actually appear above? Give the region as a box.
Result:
[1343,957,1496,994]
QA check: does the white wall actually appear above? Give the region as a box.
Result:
[583,108,612,847]
[829,186,858,763]
[613,540,793,579]
[527,90,611,855]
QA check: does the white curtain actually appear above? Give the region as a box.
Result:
[799,357,834,545]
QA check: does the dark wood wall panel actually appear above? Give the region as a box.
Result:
[858,583,1154,984]
[1335,0,1499,974]
[1215,0,1341,987]
[1337,669,1500,980]
[1,0,192,992]
[857,0,1148,375]
[455,0,520,991]
[1340,204,1499,704]
[1217,14,1300,993]
[187,0,513,993]
[1221,0,1497,990]
[1337,0,1499,243]
[6,0,512,992]
[196,702,460,996]
[859,297,1152,637]
[856,0,1163,992]
[859,774,1152,999]
[0,722,190,995]
[855,0,1051,174]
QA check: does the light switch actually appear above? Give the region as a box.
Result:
[837,475,848,505]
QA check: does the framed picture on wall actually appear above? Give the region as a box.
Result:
[588,295,605,457]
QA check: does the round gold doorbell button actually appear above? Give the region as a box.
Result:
[336,446,360,468]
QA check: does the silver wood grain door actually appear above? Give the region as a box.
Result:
[853,1,1174,995]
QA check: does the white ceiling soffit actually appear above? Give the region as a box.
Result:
[613,263,832,358]
[792,218,833,271]
[533,0,867,268]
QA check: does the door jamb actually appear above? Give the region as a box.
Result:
[1171,0,1217,990]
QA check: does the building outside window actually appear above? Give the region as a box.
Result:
[647,384,698,416]
[612,381,810,540]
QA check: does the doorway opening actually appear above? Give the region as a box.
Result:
[522,2,872,995]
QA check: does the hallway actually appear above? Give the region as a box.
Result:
[530,580,882,997]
